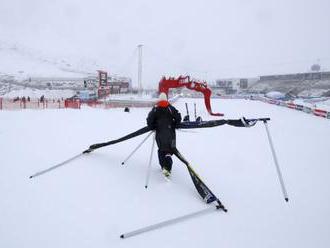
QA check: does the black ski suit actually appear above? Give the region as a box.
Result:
[146,104,182,171]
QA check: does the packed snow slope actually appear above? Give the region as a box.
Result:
[1,98,330,248]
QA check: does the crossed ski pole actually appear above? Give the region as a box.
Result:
[121,131,154,165]
[28,117,289,239]
[28,133,154,179]
[29,126,152,179]
[29,118,289,202]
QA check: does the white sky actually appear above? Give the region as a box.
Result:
[1,0,330,87]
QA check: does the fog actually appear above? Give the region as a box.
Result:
[1,0,330,87]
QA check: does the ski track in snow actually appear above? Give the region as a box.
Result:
[0,98,330,248]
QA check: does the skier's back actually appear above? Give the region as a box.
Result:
[147,92,181,177]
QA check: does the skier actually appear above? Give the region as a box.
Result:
[147,92,182,178]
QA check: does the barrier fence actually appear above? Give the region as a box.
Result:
[0,98,156,110]
[2,95,328,120]
[215,95,329,120]
[0,95,181,111]
[1,98,63,110]
[248,96,330,120]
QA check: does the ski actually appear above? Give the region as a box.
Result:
[173,148,227,211]
[162,174,171,182]
[120,204,223,239]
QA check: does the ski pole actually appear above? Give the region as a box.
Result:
[145,133,156,189]
[185,102,189,116]
[29,153,84,179]
[183,102,190,121]
[120,204,222,239]
[262,120,289,202]
[30,127,153,179]
[194,102,197,121]
[121,131,153,165]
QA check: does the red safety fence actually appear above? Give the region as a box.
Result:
[256,97,330,120]
[0,95,182,111]
[228,96,330,120]
[84,100,155,109]
[64,99,81,109]
[286,102,296,109]
[313,108,327,118]
[1,95,329,120]
[0,98,65,110]
[0,98,153,110]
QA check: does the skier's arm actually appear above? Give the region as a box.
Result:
[146,107,157,129]
[171,106,182,126]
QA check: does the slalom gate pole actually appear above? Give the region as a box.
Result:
[145,133,156,189]
[120,204,222,239]
[262,120,289,202]
[185,102,189,116]
[194,102,197,120]
[29,153,84,179]
[183,102,190,121]
[121,131,153,165]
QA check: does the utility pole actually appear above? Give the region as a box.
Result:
[137,44,143,96]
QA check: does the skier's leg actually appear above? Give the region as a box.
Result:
[164,153,173,172]
[157,150,166,170]
[158,150,172,174]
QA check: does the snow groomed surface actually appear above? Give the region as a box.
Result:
[1,98,330,248]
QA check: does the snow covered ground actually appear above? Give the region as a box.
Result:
[1,98,330,248]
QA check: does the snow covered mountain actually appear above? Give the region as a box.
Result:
[0,40,102,96]
[0,41,100,78]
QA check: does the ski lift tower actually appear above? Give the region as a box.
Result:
[137,44,143,96]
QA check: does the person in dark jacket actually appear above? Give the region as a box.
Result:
[146,92,182,177]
